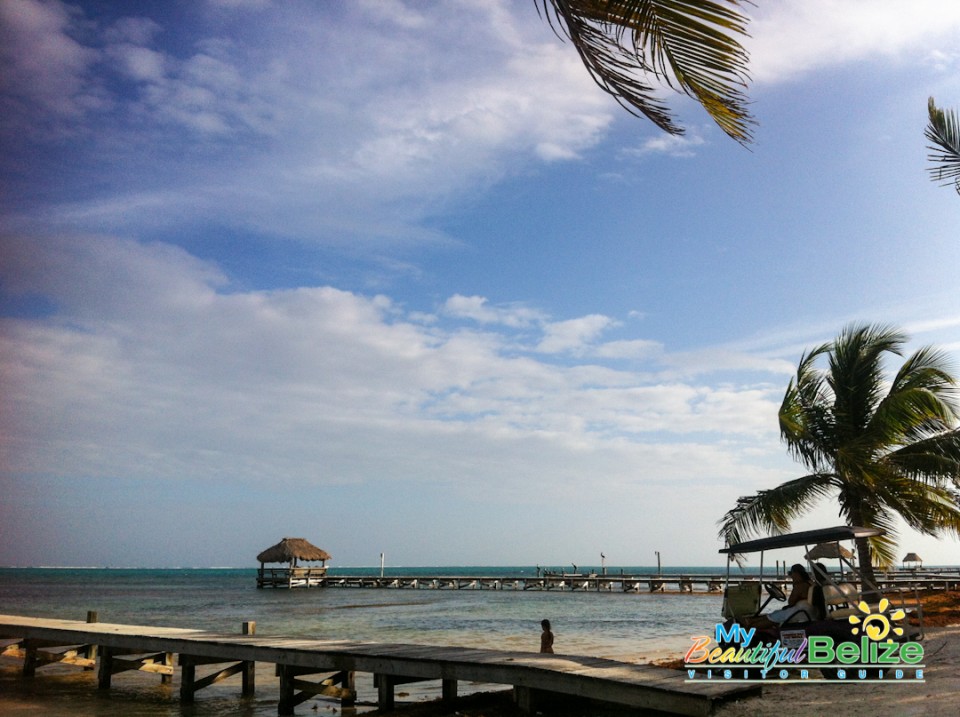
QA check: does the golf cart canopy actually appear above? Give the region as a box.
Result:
[719,526,883,555]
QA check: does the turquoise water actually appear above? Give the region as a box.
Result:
[0,566,730,715]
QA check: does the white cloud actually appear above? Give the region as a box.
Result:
[0,234,790,493]
[537,315,616,354]
[442,295,544,328]
[747,0,960,84]
[0,0,101,123]
[1,1,614,245]
[624,129,707,158]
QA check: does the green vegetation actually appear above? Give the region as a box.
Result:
[719,324,960,584]
[926,97,960,194]
[542,0,755,143]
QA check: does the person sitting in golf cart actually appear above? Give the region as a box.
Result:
[744,563,824,628]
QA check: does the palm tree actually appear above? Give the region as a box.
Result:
[540,0,755,144]
[926,96,960,194]
[718,324,960,586]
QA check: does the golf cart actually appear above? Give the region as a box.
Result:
[714,526,923,677]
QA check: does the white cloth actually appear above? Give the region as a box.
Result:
[768,599,813,624]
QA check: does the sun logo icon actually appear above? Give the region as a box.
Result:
[848,598,905,641]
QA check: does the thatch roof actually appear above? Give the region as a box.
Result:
[805,542,854,560]
[257,537,331,565]
[902,552,923,563]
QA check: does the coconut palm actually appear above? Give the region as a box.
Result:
[540,0,755,143]
[926,96,960,194]
[718,324,960,585]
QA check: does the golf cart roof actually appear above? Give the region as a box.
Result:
[719,525,883,555]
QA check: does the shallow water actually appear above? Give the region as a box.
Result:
[0,567,726,715]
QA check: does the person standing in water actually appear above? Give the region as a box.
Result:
[540,619,554,653]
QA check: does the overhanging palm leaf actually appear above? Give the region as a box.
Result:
[541,0,755,143]
[926,96,960,194]
[718,474,834,550]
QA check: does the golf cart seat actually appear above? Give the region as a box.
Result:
[823,582,864,619]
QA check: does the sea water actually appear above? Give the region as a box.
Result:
[0,566,730,715]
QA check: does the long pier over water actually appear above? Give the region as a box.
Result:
[258,568,960,592]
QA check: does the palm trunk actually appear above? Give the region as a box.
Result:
[853,534,878,594]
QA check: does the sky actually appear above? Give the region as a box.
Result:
[2,0,960,570]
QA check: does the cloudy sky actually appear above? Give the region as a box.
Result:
[3,0,960,569]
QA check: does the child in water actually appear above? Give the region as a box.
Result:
[540,619,554,653]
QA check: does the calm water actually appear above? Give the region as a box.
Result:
[0,567,729,715]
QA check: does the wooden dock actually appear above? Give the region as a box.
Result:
[309,573,734,592]
[0,613,759,716]
[310,570,960,593]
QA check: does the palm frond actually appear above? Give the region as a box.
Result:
[828,325,905,439]
[541,0,755,143]
[717,473,834,550]
[926,96,960,194]
[886,429,960,486]
[779,343,834,470]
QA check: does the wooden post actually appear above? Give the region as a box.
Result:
[442,678,458,703]
[22,639,38,677]
[341,670,356,708]
[242,621,256,696]
[98,647,113,690]
[376,673,395,710]
[84,611,99,668]
[180,655,197,702]
[514,685,533,712]
[161,652,174,685]
[278,665,295,715]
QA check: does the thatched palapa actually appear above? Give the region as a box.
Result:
[903,552,923,568]
[257,537,331,567]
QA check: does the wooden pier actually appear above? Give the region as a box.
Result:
[310,573,733,592]
[0,613,759,716]
[312,570,960,593]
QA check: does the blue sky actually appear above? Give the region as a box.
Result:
[3,0,960,569]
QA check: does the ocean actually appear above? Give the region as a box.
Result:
[0,566,736,715]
